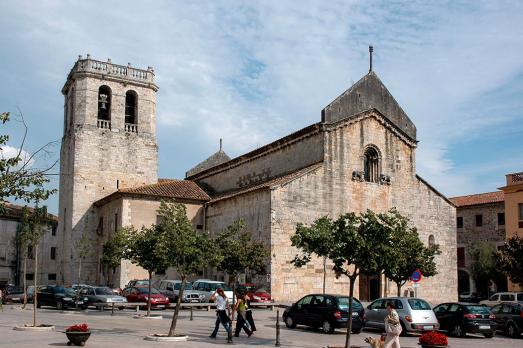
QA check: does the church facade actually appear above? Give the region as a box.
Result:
[57,56,457,303]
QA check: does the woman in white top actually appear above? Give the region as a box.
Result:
[384,301,402,348]
[209,288,233,343]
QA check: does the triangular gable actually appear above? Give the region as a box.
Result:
[322,71,416,141]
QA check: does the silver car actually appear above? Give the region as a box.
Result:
[158,280,205,303]
[479,292,523,307]
[365,297,439,334]
[79,286,128,306]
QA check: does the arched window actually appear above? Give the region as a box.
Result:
[125,90,137,125]
[428,235,435,247]
[97,85,111,121]
[364,147,380,182]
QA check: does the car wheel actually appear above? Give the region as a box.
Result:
[285,315,296,329]
[351,328,362,334]
[80,305,87,310]
[36,302,41,308]
[56,301,63,310]
[483,332,494,338]
[118,306,124,310]
[321,320,334,334]
[452,324,465,338]
[507,323,520,338]
[399,322,408,337]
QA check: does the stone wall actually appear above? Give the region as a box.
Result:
[269,113,457,304]
[58,65,158,285]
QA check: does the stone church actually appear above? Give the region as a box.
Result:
[57,55,457,303]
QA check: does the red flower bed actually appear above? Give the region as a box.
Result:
[419,331,448,346]
[66,323,89,332]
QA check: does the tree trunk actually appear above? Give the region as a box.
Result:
[33,243,38,327]
[344,275,356,348]
[168,275,186,336]
[397,282,401,297]
[146,270,152,317]
[22,255,27,309]
[323,257,327,294]
[78,259,82,285]
[231,275,236,321]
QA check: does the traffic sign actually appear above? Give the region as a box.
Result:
[410,269,423,283]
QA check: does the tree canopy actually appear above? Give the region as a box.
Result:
[497,235,523,287]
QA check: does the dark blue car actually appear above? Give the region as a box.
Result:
[283,294,365,334]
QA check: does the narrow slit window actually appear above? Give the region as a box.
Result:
[125,90,137,124]
[364,147,380,183]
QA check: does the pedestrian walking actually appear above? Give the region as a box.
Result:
[234,292,252,337]
[209,288,233,343]
[244,293,257,332]
[384,302,401,348]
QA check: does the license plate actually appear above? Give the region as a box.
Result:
[76,301,83,305]
[423,326,433,330]
[352,312,359,317]
[64,297,72,301]
[191,299,199,303]
[12,298,20,301]
[156,305,165,308]
[479,325,490,330]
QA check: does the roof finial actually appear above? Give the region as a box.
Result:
[369,45,373,72]
[219,138,223,151]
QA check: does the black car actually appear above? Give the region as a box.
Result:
[491,303,523,338]
[37,286,87,310]
[433,302,496,338]
[282,294,365,334]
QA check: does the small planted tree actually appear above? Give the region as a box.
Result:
[469,243,501,295]
[215,219,270,317]
[496,236,523,287]
[126,225,170,317]
[20,205,52,327]
[381,209,440,295]
[292,210,392,348]
[155,201,220,337]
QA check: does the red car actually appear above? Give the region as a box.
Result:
[238,284,272,304]
[122,286,169,309]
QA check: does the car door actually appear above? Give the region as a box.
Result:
[366,299,384,327]
[446,303,462,330]
[490,304,504,330]
[433,303,450,330]
[307,295,326,327]
[294,295,313,325]
[38,286,51,306]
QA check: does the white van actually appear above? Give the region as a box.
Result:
[192,279,233,303]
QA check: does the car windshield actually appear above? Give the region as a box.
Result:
[255,288,268,293]
[134,280,148,286]
[173,283,193,290]
[337,297,362,310]
[408,299,431,310]
[54,287,76,296]
[138,287,160,294]
[95,287,115,295]
[465,305,491,314]
[7,286,23,294]
[208,283,231,291]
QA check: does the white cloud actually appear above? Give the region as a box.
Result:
[0,145,34,169]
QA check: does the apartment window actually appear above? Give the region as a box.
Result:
[475,214,483,227]
[457,247,465,268]
[519,204,523,228]
[26,273,34,281]
[50,247,56,260]
[497,212,505,226]
[114,213,118,232]
[456,217,463,228]
[196,224,203,230]
[52,224,57,236]
[48,273,56,281]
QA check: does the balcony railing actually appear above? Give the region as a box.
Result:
[71,56,155,84]
[97,119,111,129]
[125,123,138,133]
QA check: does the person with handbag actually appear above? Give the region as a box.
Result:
[384,302,402,348]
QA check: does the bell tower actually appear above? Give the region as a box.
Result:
[58,55,159,284]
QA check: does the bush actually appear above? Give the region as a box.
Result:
[419,331,448,346]
[66,323,89,332]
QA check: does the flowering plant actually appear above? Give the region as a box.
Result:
[419,331,448,346]
[66,323,89,332]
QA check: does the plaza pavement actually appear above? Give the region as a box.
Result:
[0,304,521,348]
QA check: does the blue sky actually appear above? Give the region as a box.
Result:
[0,1,522,214]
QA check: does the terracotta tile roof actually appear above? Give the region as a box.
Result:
[449,191,504,207]
[210,162,323,202]
[119,179,210,201]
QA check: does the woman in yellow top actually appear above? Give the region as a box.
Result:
[233,292,252,337]
[384,302,402,348]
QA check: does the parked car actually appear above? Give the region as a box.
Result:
[3,286,25,303]
[122,286,169,309]
[78,286,128,306]
[238,283,273,304]
[491,302,523,338]
[480,292,523,307]
[365,297,439,335]
[282,294,365,334]
[459,292,487,303]
[158,280,204,303]
[37,286,88,310]
[433,302,496,338]
[192,279,233,303]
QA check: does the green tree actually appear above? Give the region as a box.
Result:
[155,201,220,337]
[19,205,52,327]
[215,219,270,317]
[381,209,440,295]
[0,112,56,210]
[101,227,131,272]
[497,236,523,287]
[292,210,392,348]
[469,243,501,295]
[126,225,170,317]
